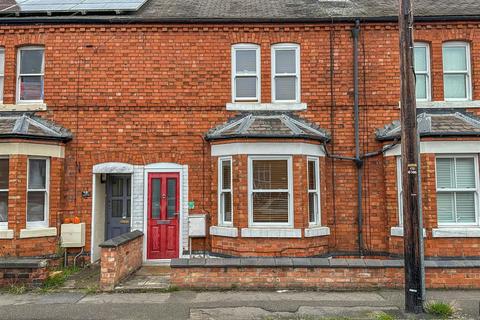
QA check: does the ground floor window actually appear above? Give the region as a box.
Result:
[436,155,479,226]
[307,157,321,225]
[0,158,8,229]
[218,157,233,225]
[248,156,292,226]
[27,158,49,228]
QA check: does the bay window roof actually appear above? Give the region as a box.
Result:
[376,110,480,141]
[206,112,330,142]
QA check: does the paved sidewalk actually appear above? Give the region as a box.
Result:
[0,289,479,319]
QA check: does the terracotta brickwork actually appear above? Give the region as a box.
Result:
[0,21,480,258]
[0,265,49,288]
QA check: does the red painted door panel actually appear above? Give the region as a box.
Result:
[147,173,180,259]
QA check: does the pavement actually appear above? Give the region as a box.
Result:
[0,289,479,320]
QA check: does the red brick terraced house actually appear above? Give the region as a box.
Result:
[1,0,480,276]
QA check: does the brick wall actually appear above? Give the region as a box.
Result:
[1,21,480,258]
[99,231,143,291]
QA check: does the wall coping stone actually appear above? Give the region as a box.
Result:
[99,230,143,248]
[170,258,480,269]
[0,258,48,269]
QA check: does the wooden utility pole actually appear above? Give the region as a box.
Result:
[398,0,424,313]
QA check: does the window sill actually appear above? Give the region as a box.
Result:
[0,103,47,111]
[390,227,427,237]
[432,228,480,238]
[241,228,301,238]
[0,229,14,239]
[416,100,480,109]
[226,102,307,111]
[209,226,238,237]
[20,227,57,239]
[304,226,330,237]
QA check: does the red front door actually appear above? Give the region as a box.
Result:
[147,172,180,259]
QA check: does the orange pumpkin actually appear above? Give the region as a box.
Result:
[73,216,81,224]
[64,217,71,224]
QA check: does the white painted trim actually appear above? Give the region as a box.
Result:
[396,156,403,226]
[92,162,134,174]
[226,103,307,111]
[209,226,238,237]
[417,100,480,109]
[414,42,431,102]
[217,157,233,226]
[241,228,301,238]
[442,41,472,101]
[307,157,321,226]
[231,43,261,103]
[271,43,301,103]
[432,227,480,238]
[385,141,480,157]
[90,173,97,263]
[0,103,47,111]
[390,227,427,237]
[26,157,49,229]
[304,226,330,237]
[0,229,13,239]
[16,46,45,104]
[0,142,64,158]
[212,142,325,157]
[19,227,56,238]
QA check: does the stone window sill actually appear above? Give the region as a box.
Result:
[0,229,14,239]
[226,102,307,111]
[432,228,480,238]
[304,226,330,237]
[0,103,47,112]
[416,100,480,109]
[241,228,301,238]
[209,226,238,238]
[20,227,57,239]
[390,227,426,237]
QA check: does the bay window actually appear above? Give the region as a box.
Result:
[272,43,300,103]
[436,156,479,226]
[442,42,471,101]
[248,156,292,226]
[232,44,260,102]
[307,157,321,225]
[0,47,4,103]
[17,46,45,103]
[0,158,8,229]
[27,158,49,228]
[218,157,233,225]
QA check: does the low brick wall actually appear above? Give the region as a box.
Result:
[171,258,480,290]
[0,258,49,287]
[99,230,143,291]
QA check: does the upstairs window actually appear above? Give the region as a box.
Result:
[27,158,49,228]
[307,157,321,225]
[414,43,430,101]
[436,156,479,226]
[232,44,260,102]
[0,158,8,229]
[0,48,4,103]
[272,44,300,103]
[17,46,44,103]
[443,42,471,101]
[218,157,233,225]
[249,157,292,226]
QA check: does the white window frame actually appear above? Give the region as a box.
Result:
[218,156,233,226]
[0,157,8,230]
[231,44,261,102]
[396,156,403,226]
[435,154,480,227]
[414,42,431,102]
[26,157,50,229]
[248,155,293,227]
[442,41,472,101]
[307,157,321,226]
[0,47,4,104]
[271,43,300,103]
[16,46,45,104]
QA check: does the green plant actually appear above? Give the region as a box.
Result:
[84,285,99,295]
[371,311,396,320]
[41,266,80,292]
[7,284,27,295]
[424,301,455,319]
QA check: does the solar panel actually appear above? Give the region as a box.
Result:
[17,0,149,13]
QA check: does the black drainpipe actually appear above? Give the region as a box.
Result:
[352,19,364,256]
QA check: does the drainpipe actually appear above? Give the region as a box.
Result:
[352,19,364,256]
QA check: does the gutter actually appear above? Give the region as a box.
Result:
[204,134,330,143]
[0,134,72,142]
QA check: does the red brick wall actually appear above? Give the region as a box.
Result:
[0,265,48,288]
[0,22,480,258]
[171,266,480,290]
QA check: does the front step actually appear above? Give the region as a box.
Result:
[114,266,171,292]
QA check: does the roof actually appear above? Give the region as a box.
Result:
[376,110,480,141]
[0,112,73,142]
[1,0,480,23]
[205,112,330,142]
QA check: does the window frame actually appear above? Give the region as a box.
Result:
[231,43,261,103]
[248,155,293,227]
[16,46,45,104]
[414,42,431,102]
[435,154,480,227]
[26,157,50,229]
[271,43,301,103]
[0,157,8,230]
[0,47,4,104]
[442,41,472,101]
[396,156,404,226]
[307,157,321,226]
[218,156,233,226]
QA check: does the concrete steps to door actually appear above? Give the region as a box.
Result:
[114,266,172,292]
